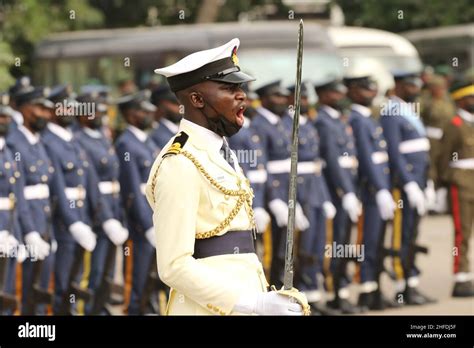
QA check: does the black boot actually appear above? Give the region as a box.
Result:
[452,281,474,297]
[310,301,341,316]
[327,298,362,314]
[396,287,436,305]
[371,290,402,310]
[357,292,373,312]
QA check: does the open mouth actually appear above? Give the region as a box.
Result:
[235,105,245,126]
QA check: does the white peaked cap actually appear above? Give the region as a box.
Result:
[154,38,255,92]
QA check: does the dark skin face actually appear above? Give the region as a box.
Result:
[77,112,105,128]
[260,93,288,116]
[394,81,421,102]
[0,114,11,129]
[176,81,246,130]
[347,85,377,106]
[124,108,154,128]
[458,95,474,111]
[154,99,181,122]
[19,103,51,132]
[287,94,309,109]
[317,89,345,107]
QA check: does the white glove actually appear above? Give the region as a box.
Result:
[268,199,289,227]
[69,221,97,252]
[17,244,28,263]
[434,187,448,213]
[322,201,337,220]
[253,207,271,233]
[234,291,303,315]
[295,203,310,231]
[145,227,156,248]
[404,181,426,216]
[342,192,362,223]
[51,240,58,253]
[375,189,396,221]
[102,219,129,246]
[425,180,437,211]
[0,233,19,257]
[24,231,50,261]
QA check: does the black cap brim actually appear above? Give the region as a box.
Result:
[207,70,255,85]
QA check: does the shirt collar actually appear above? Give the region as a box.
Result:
[83,127,103,139]
[160,118,180,134]
[257,107,280,125]
[321,105,341,119]
[18,124,40,145]
[351,104,372,118]
[458,108,474,123]
[47,122,73,142]
[179,118,223,153]
[242,116,250,128]
[127,125,148,143]
[0,137,5,151]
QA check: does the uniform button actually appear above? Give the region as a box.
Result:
[224,195,230,200]
[251,135,259,143]
[207,304,212,309]
[379,140,387,148]
[4,162,11,169]
[144,160,151,167]
[213,307,219,312]
[9,177,16,184]
[29,165,36,173]
[41,175,48,182]
[101,157,108,165]
[77,200,84,208]
[44,206,50,213]
[108,148,115,155]
[49,166,55,173]
[406,164,413,171]
[66,162,74,170]
[272,180,280,187]
[376,126,383,135]
[37,160,44,165]
[83,161,89,168]
[14,171,20,178]
[300,138,307,144]
[257,150,262,156]
[77,169,84,176]
[297,177,304,184]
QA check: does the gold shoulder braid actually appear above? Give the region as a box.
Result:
[151,131,257,239]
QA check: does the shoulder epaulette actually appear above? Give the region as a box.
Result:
[163,131,189,158]
[451,115,463,127]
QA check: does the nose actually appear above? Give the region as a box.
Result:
[236,88,246,101]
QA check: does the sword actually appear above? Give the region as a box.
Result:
[283,19,304,291]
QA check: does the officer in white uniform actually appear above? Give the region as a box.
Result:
[146,38,309,315]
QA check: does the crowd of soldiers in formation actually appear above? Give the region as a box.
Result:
[0,66,473,316]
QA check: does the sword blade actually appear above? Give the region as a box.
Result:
[284,19,304,290]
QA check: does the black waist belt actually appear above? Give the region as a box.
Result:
[193,230,255,259]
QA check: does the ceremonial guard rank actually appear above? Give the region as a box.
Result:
[6,87,55,314]
[345,75,398,310]
[115,91,160,315]
[438,81,474,297]
[75,91,128,314]
[283,84,335,314]
[42,85,114,314]
[0,94,36,314]
[148,39,309,315]
[251,80,309,289]
[380,71,435,305]
[150,85,181,149]
[314,78,362,313]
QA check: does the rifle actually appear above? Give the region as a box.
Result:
[139,250,169,315]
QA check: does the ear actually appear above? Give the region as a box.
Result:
[189,92,205,109]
